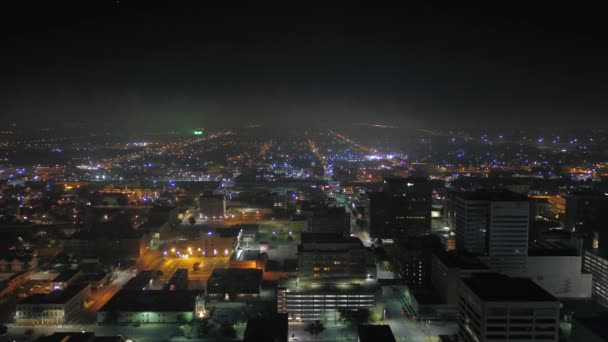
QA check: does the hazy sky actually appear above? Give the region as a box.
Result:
[1,4,607,132]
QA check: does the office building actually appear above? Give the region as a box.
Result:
[298,233,375,280]
[307,207,349,234]
[369,177,432,238]
[583,249,608,304]
[565,192,608,232]
[431,251,489,306]
[394,234,442,289]
[454,191,530,273]
[458,274,560,342]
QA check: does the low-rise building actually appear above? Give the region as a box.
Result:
[206,268,262,300]
[166,269,188,291]
[51,269,83,291]
[0,250,38,273]
[229,250,267,269]
[522,244,591,299]
[122,270,154,291]
[15,283,91,325]
[97,290,198,324]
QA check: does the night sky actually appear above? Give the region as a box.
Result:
[1,3,607,133]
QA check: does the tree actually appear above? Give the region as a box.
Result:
[188,216,196,225]
[305,320,325,337]
[338,308,370,326]
[198,319,210,336]
[0,324,7,335]
[219,322,236,338]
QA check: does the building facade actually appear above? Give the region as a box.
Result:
[583,250,608,304]
[15,283,91,325]
[455,191,530,273]
[277,277,376,322]
[298,233,375,280]
[458,274,560,342]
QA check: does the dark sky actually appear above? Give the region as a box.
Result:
[1,3,607,133]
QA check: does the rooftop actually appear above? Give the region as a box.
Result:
[230,249,262,262]
[434,250,488,270]
[278,276,378,294]
[122,270,154,290]
[99,290,199,312]
[300,232,361,245]
[52,269,82,283]
[19,283,90,305]
[207,268,262,295]
[463,273,557,302]
[456,190,528,202]
[528,240,578,256]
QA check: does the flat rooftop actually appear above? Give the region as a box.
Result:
[456,190,528,202]
[434,251,488,270]
[301,232,359,244]
[207,268,262,295]
[99,290,198,312]
[52,269,81,283]
[463,274,557,302]
[122,270,154,290]
[528,240,578,256]
[278,277,378,295]
[230,249,262,261]
[19,283,89,305]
